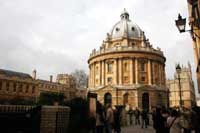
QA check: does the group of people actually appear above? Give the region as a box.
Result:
[90,102,200,133]
[152,106,200,133]
[128,107,149,128]
[95,101,122,133]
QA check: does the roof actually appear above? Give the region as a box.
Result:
[0,69,32,79]
[109,10,143,39]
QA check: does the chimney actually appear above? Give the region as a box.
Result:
[32,69,36,80]
[50,75,53,82]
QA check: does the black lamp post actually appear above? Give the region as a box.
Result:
[176,64,183,108]
[175,13,200,38]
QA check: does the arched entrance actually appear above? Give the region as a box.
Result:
[142,93,149,110]
[104,93,112,105]
[123,93,129,105]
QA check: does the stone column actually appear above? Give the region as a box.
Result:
[116,59,118,84]
[100,61,102,85]
[118,59,122,85]
[90,64,93,87]
[135,58,138,84]
[89,65,91,87]
[102,60,105,85]
[148,60,152,85]
[113,59,117,84]
[130,58,133,84]
[93,63,95,87]
[159,64,162,86]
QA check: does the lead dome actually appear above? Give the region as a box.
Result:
[109,9,143,39]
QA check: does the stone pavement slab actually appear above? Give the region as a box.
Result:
[121,125,155,133]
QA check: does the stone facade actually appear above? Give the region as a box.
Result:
[0,69,76,103]
[88,10,168,110]
[187,0,200,93]
[0,69,38,102]
[37,73,76,101]
[166,63,196,109]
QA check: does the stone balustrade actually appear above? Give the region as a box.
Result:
[89,46,164,58]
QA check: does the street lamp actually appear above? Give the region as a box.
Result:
[176,64,182,108]
[175,13,200,38]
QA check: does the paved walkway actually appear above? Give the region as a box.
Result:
[121,125,155,133]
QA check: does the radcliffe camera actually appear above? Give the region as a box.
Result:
[0,0,200,133]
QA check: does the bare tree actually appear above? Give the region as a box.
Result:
[71,69,88,89]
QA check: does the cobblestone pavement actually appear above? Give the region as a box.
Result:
[121,125,155,133]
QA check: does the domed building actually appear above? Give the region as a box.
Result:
[88,10,168,110]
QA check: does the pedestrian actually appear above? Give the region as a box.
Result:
[161,108,170,133]
[141,109,148,128]
[105,103,114,133]
[113,106,121,133]
[153,107,166,133]
[191,106,200,133]
[128,107,134,126]
[167,109,181,133]
[134,107,140,125]
[96,101,105,133]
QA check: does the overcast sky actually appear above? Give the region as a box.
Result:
[0,0,198,94]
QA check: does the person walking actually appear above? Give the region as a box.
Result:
[153,107,166,133]
[161,109,170,133]
[134,107,140,125]
[96,101,105,133]
[141,109,148,128]
[105,104,114,133]
[191,106,200,133]
[113,106,121,133]
[167,109,181,133]
[128,107,134,126]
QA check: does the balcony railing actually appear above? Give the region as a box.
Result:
[89,46,164,58]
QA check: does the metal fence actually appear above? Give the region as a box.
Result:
[0,105,70,133]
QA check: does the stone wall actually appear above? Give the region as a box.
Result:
[40,106,70,133]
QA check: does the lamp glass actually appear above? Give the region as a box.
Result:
[175,15,186,33]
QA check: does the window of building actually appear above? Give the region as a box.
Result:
[107,77,112,83]
[123,76,129,83]
[13,83,16,92]
[124,63,128,72]
[107,63,113,73]
[26,85,29,93]
[32,86,35,93]
[141,76,145,82]
[140,62,145,72]
[96,66,99,75]
[6,82,9,92]
[0,80,2,90]
[131,43,135,47]
[18,84,22,92]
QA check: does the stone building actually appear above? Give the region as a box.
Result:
[0,69,38,103]
[187,0,200,93]
[35,71,76,101]
[56,74,76,88]
[0,69,76,103]
[88,10,168,110]
[166,63,196,109]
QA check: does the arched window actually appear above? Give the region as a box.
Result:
[107,63,113,73]
[104,93,112,105]
[140,62,145,72]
